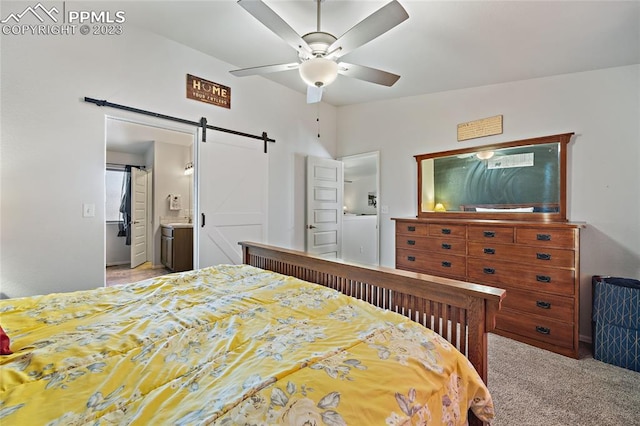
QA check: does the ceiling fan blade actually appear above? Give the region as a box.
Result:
[338,62,400,86]
[230,62,300,77]
[238,0,311,55]
[328,0,408,58]
[307,85,323,104]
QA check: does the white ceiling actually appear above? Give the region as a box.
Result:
[115,0,640,107]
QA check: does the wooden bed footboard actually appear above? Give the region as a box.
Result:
[240,242,505,383]
[241,242,504,426]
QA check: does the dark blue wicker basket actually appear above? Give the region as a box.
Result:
[592,276,640,372]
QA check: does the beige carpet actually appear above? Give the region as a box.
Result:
[487,333,640,425]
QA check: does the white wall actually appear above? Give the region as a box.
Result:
[0,25,336,298]
[344,175,378,215]
[342,215,378,266]
[336,65,640,341]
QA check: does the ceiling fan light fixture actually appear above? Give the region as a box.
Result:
[299,57,338,88]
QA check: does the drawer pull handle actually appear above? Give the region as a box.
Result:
[483,267,495,274]
[536,301,552,309]
[441,261,452,268]
[536,275,551,283]
[441,228,451,234]
[536,253,551,261]
[407,256,416,262]
[441,243,451,250]
[483,231,495,238]
[535,326,551,335]
[537,234,551,241]
[483,248,495,255]
[407,240,416,245]
[408,226,416,232]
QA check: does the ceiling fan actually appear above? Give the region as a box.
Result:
[230,0,409,103]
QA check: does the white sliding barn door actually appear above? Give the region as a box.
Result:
[305,156,343,258]
[198,137,268,267]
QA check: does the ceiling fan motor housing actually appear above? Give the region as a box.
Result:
[301,32,337,58]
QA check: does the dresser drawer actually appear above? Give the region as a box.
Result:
[467,258,575,296]
[428,224,466,238]
[500,287,574,322]
[468,241,575,268]
[468,225,514,243]
[395,235,466,255]
[516,228,576,248]
[496,309,575,349]
[396,249,466,278]
[396,222,429,236]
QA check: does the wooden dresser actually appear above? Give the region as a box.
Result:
[394,218,583,358]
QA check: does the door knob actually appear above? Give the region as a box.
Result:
[306,225,317,229]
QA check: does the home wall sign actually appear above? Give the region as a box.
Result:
[187,74,231,109]
[457,115,503,141]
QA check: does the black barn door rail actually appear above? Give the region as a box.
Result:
[84,97,275,153]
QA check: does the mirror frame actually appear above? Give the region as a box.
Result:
[415,133,574,222]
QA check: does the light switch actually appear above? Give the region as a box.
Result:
[83,203,95,217]
[381,205,389,214]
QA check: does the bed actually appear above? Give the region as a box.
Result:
[0,242,505,425]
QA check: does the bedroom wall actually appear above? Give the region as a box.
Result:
[336,64,640,341]
[0,24,337,298]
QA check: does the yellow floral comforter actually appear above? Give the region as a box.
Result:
[0,265,494,425]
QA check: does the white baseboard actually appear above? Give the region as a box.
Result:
[106,261,129,267]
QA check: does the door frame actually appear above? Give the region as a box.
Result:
[338,151,381,265]
[105,115,198,275]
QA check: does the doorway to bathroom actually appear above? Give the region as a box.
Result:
[105,116,196,285]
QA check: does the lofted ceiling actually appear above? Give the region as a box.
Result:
[114,1,638,107]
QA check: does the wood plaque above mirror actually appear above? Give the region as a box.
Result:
[416,133,574,221]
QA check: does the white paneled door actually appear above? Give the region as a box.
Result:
[198,137,268,267]
[130,167,148,268]
[305,156,344,258]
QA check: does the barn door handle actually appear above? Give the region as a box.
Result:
[201,213,205,227]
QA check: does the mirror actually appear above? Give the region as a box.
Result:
[416,133,573,221]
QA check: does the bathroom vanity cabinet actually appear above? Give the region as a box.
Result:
[161,224,193,272]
